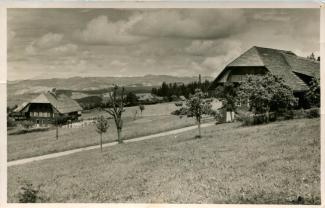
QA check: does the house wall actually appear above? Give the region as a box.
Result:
[27,103,55,126]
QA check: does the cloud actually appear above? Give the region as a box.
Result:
[75,15,146,45]
[25,32,79,56]
[129,10,247,39]
[48,43,78,55]
[33,33,63,49]
[185,39,242,56]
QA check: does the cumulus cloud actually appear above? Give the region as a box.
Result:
[129,10,247,39]
[25,33,78,56]
[185,39,242,56]
[33,33,63,49]
[75,15,146,45]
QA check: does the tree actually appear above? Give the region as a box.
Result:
[237,73,297,120]
[126,92,139,106]
[317,56,320,61]
[306,77,320,107]
[175,89,213,138]
[139,104,145,116]
[96,116,110,152]
[103,85,125,144]
[214,82,238,121]
[307,52,316,61]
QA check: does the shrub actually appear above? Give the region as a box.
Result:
[213,110,225,124]
[21,120,34,129]
[18,180,45,203]
[7,117,16,128]
[306,108,320,118]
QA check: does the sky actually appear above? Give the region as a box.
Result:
[7,8,320,81]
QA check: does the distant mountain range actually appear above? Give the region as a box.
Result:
[7,75,213,107]
[8,75,213,95]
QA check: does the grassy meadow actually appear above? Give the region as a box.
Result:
[8,118,320,204]
[8,102,206,161]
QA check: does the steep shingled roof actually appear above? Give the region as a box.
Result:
[17,92,82,114]
[214,46,320,91]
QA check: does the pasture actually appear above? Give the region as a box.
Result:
[8,118,320,204]
[8,102,205,161]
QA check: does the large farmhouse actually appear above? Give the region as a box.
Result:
[12,89,82,126]
[210,46,320,107]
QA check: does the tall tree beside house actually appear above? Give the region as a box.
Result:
[96,116,110,152]
[175,89,213,138]
[237,73,297,121]
[103,85,125,144]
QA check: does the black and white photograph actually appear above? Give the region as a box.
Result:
[5,5,321,205]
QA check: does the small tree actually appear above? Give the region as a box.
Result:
[96,116,110,152]
[237,73,297,121]
[175,88,213,138]
[103,85,125,144]
[139,104,145,116]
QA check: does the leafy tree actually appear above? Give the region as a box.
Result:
[306,77,320,107]
[96,116,110,152]
[214,82,238,120]
[103,85,125,143]
[175,89,213,138]
[317,56,320,61]
[237,73,297,120]
[139,104,145,116]
[126,92,139,106]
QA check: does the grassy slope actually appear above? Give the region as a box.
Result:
[8,102,200,161]
[8,118,320,204]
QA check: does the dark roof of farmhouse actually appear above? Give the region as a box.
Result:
[15,91,82,114]
[215,46,320,91]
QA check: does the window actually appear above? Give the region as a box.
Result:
[35,112,39,117]
[30,112,33,117]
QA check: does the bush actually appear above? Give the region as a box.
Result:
[306,108,320,118]
[213,110,225,124]
[240,112,276,126]
[7,117,17,128]
[21,120,34,129]
[18,180,45,203]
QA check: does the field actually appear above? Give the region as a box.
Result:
[8,118,320,204]
[8,103,203,161]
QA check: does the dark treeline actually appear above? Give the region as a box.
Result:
[151,80,211,98]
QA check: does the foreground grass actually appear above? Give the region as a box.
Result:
[8,115,200,161]
[8,118,320,204]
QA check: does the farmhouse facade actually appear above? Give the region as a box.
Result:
[12,89,82,126]
[211,46,320,91]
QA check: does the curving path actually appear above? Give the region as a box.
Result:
[8,122,215,167]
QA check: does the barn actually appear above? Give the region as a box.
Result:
[12,89,82,126]
[210,46,320,107]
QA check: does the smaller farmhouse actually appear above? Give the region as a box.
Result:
[11,89,82,126]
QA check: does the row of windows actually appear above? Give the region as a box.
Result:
[30,112,52,117]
